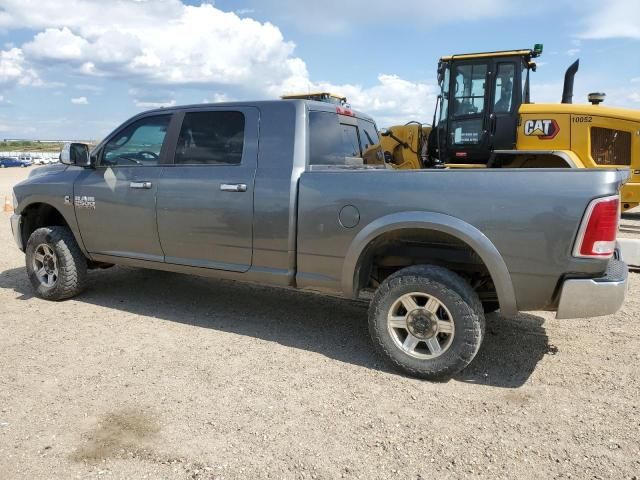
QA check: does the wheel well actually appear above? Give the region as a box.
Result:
[355,228,498,305]
[21,203,71,247]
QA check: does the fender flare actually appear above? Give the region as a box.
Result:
[341,211,518,315]
[18,198,88,256]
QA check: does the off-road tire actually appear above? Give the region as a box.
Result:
[369,265,485,380]
[25,226,88,300]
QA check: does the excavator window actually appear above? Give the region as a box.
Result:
[493,63,515,113]
[453,64,487,116]
[439,66,450,122]
[433,53,528,164]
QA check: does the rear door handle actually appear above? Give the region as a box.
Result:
[220,183,247,192]
[130,181,153,189]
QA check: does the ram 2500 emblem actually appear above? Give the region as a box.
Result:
[74,195,96,209]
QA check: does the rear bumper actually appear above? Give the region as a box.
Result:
[10,213,23,251]
[556,257,628,319]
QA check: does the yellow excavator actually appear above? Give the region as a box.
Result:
[379,44,640,211]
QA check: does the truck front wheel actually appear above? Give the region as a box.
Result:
[25,226,88,300]
[368,265,485,380]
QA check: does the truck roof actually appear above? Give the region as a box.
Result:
[140,99,376,124]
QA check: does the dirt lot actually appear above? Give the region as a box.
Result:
[0,167,639,480]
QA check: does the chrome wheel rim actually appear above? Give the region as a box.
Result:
[387,292,455,359]
[32,243,58,287]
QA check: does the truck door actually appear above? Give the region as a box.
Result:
[489,60,521,151]
[156,107,258,272]
[73,113,174,261]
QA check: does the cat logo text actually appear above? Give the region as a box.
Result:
[523,119,559,140]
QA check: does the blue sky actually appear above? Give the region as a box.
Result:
[0,0,638,140]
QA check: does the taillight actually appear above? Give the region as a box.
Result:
[573,195,619,258]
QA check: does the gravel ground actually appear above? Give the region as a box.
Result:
[0,167,639,480]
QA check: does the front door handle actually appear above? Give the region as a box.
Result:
[130,181,153,189]
[220,183,247,192]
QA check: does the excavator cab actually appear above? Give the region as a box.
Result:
[430,46,542,164]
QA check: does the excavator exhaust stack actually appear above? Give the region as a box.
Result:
[561,59,579,104]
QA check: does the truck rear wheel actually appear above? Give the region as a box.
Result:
[25,226,88,301]
[368,265,485,380]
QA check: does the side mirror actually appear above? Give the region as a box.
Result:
[379,128,390,137]
[60,142,92,167]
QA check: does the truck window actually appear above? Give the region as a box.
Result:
[341,124,361,157]
[358,120,380,151]
[175,111,245,165]
[358,119,384,165]
[309,111,363,166]
[102,114,171,167]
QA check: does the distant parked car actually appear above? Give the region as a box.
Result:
[0,157,30,168]
[29,155,46,165]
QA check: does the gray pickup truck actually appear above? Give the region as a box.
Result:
[10,100,629,379]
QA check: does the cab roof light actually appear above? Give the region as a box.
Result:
[336,106,354,116]
[533,43,543,57]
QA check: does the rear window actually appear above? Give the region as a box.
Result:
[309,111,382,167]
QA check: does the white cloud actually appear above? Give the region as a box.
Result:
[629,92,640,103]
[8,2,302,91]
[133,99,176,109]
[203,93,233,103]
[24,27,89,61]
[566,48,580,57]
[0,0,441,125]
[0,47,40,87]
[578,0,640,39]
[284,74,437,126]
[71,96,88,104]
